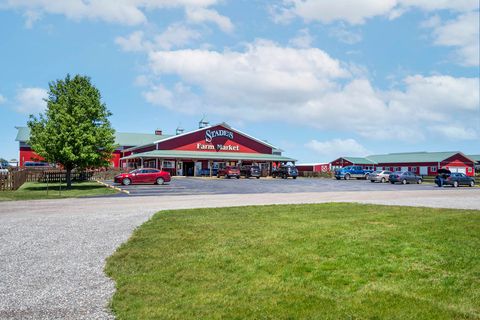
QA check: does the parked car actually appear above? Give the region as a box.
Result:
[240,165,261,179]
[24,161,53,168]
[272,165,298,179]
[114,168,171,185]
[369,170,392,183]
[335,166,373,180]
[389,171,422,184]
[217,166,240,179]
[435,172,475,187]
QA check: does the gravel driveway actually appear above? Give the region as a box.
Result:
[1,189,479,319]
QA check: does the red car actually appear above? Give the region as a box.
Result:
[114,168,171,185]
[217,166,240,179]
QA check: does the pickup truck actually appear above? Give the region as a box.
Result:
[334,165,373,180]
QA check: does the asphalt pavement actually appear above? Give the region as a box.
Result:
[106,176,442,196]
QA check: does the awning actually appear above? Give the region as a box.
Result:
[120,150,296,162]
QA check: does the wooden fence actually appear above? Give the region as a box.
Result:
[0,170,95,191]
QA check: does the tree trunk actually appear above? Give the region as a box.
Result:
[66,167,72,189]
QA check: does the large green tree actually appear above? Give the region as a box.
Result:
[28,74,115,188]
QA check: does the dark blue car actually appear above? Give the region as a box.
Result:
[435,172,475,187]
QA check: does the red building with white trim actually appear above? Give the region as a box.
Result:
[331,152,476,176]
[120,122,295,176]
[296,163,331,173]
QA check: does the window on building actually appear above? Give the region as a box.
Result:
[411,167,417,172]
[468,167,472,172]
[162,160,175,169]
[431,167,437,172]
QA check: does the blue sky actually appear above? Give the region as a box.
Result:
[0,0,479,163]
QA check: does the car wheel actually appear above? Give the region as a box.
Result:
[370,180,375,183]
[236,176,240,179]
[256,176,260,179]
[156,177,165,185]
[122,178,131,186]
[402,179,407,185]
[470,181,475,187]
[344,174,350,180]
[365,174,370,180]
[335,177,340,180]
[217,174,220,178]
[381,177,386,183]
[453,181,459,188]
[293,176,297,179]
[417,179,422,184]
[390,181,395,184]
[225,174,229,179]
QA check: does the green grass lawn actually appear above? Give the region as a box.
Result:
[0,181,117,201]
[106,203,480,320]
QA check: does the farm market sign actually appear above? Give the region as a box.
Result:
[196,143,240,151]
[205,129,234,143]
[198,128,239,151]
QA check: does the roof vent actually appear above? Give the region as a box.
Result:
[155,129,163,135]
[175,126,184,135]
[198,116,209,129]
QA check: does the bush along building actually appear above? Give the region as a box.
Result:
[15,122,296,176]
[331,152,476,177]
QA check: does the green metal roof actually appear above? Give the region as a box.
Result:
[15,126,171,147]
[15,126,30,142]
[342,157,376,165]
[468,155,480,162]
[121,150,296,162]
[366,151,465,164]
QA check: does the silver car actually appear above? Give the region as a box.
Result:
[369,170,392,183]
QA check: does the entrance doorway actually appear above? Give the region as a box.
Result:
[183,161,195,176]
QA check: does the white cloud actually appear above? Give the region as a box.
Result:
[15,87,47,114]
[1,0,232,31]
[289,28,313,48]
[306,138,369,160]
[185,7,234,33]
[116,23,202,53]
[154,24,202,49]
[428,125,478,140]
[0,94,6,104]
[328,25,362,44]
[115,31,146,52]
[275,0,478,25]
[278,0,398,25]
[427,11,479,66]
[141,41,479,142]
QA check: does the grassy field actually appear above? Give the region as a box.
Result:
[0,181,117,201]
[106,203,480,320]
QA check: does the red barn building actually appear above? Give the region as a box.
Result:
[296,163,331,173]
[120,122,295,176]
[15,123,296,175]
[331,152,476,177]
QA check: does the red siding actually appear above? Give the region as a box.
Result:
[157,125,272,154]
[20,146,123,168]
[131,145,156,154]
[19,148,45,166]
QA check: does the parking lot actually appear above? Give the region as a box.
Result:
[105,176,446,197]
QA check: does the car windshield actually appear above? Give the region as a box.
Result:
[230,166,239,170]
[129,169,141,174]
[372,171,381,174]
